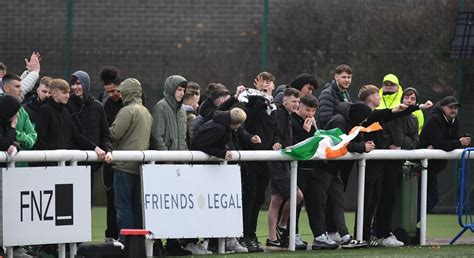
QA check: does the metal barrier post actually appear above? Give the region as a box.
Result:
[218,160,228,254]
[356,159,366,241]
[420,159,428,245]
[289,160,298,251]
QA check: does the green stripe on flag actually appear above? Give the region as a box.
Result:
[282,128,345,160]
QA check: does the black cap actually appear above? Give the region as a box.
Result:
[349,102,372,125]
[439,96,461,107]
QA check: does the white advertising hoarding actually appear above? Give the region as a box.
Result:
[142,164,243,238]
[1,166,91,246]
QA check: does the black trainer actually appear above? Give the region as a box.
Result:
[246,237,264,252]
[266,238,287,249]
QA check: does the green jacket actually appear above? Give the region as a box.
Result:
[17,106,37,150]
[150,75,188,150]
[110,78,153,175]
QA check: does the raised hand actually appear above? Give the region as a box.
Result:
[419,100,433,110]
[25,52,41,72]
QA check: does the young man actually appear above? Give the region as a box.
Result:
[35,79,110,159]
[418,96,471,212]
[314,101,374,250]
[182,88,200,147]
[290,94,319,250]
[99,66,123,241]
[109,78,152,242]
[317,64,353,243]
[318,64,353,127]
[274,73,318,103]
[0,95,21,158]
[23,76,52,125]
[1,74,37,159]
[239,71,276,252]
[68,70,113,204]
[266,88,304,249]
[357,84,432,246]
[151,75,188,151]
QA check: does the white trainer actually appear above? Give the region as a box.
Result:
[381,233,404,247]
[328,232,342,244]
[184,242,212,255]
[226,237,248,253]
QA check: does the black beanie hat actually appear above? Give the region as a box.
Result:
[290,74,318,91]
[349,102,372,125]
[401,87,419,103]
[0,95,21,125]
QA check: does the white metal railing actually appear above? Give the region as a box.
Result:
[0,149,470,255]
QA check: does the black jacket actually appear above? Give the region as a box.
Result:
[242,95,276,150]
[101,95,123,127]
[35,98,96,151]
[363,105,420,149]
[418,105,462,173]
[324,102,366,175]
[68,94,112,153]
[272,102,293,148]
[23,96,44,125]
[291,112,317,169]
[191,110,251,158]
[384,114,419,149]
[318,81,352,128]
[192,96,238,137]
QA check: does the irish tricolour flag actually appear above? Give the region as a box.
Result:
[282,122,383,160]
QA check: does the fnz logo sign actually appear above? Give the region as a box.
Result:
[20,184,74,226]
[1,166,91,246]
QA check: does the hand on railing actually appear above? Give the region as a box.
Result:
[365,141,375,152]
[7,145,18,157]
[225,151,233,161]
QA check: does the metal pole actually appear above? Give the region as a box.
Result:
[261,0,269,71]
[356,159,366,241]
[288,160,298,251]
[218,160,228,254]
[58,160,66,258]
[420,159,428,245]
[64,0,73,79]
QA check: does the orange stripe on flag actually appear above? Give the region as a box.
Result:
[326,143,349,159]
[349,122,383,135]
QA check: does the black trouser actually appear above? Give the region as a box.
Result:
[354,160,384,240]
[374,160,403,239]
[102,163,118,239]
[296,167,322,237]
[326,161,354,234]
[241,161,270,238]
[312,170,349,237]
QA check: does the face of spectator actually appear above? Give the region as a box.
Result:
[366,92,381,108]
[175,86,186,102]
[0,70,6,78]
[104,83,122,102]
[51,89,70,104]
[192,95,200,111]
[402,93,417,106]
[297,103,316,119]
[283,95,300,114]
[300,84,314,97]
[255,77,275,95]
[3,79,21,99]
[335,72,352,90]
[441,105,458,120]
[382,81,398,93]
[71,80,83,98]
[36,83,50,102]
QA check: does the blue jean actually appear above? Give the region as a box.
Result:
[114,169,143,241]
